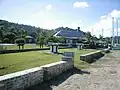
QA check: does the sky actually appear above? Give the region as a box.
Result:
[0,0,120,37]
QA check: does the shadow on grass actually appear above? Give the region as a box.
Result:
[27,67,90,90]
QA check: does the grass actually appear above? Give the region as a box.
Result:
[2,44,48,50]
[59,48,96,69]
[0,48,97,76]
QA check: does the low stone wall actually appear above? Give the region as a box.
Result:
[0,67,43,90]
[0,55,74,90]
[102,48,110,53]
[0,48,50,54]
[0,47,72,54]
[80,50,103,63]
[42,60,73,81]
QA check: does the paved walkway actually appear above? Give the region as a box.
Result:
[28,51,120,90]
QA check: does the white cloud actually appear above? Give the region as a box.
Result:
[100,15,107,19]
[45,4,52,11]
[25,11,83,30]
[86,10,120,37]
[27,11,59,29]
[73,1,89,8]
[110,10,120,17]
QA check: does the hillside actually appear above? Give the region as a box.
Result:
[0,19,55,39]
[0,19,86,44]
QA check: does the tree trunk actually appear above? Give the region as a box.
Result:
[19,45,20,50]
[22,45,24,49]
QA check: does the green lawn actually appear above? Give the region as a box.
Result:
[0,48,96,76]
[2,44,48,50]
[59,48,96,69]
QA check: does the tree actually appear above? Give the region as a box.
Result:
[58,36,66,43]
[99,35,103,41]
[4,33,16,43]
[40,31,47,37]
[0,30,3,41]
[105,37,111,44]
[0,27,4,41]
[3,38,10,43]
[84,32,98,48]
[15,38,25,49]
[39,36,45,48]
[46,36,59,43]
[85,32,92,43]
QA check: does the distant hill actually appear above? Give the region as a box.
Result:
[0,19,86,43]
[0,19,55,38]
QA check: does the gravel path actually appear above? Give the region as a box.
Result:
[28,51,120,90]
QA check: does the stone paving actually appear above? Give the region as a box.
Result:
[28,51,120,90]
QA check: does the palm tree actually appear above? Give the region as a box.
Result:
[84,32,97,48]
[84,31,92,44]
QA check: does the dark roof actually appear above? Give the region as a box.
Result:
[54,29,85,38]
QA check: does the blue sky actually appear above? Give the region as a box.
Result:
[0,0,120,37]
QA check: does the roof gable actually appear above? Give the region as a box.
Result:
[54,28,85,38]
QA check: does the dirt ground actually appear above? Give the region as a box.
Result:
[28,51,120,90]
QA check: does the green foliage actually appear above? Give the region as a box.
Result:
[0,19,55,43]
[38,36,45,48]
[4,32,16,43]
[58,36,66,43]
[15,38,25,49]
[84,32,99,48]
[3,38,10,43]
[99,35,103,40]
[0,49,96,75]
[45,36,59,43]
[0,29,4,41]
[85,32,92,43]
[105,37,111,44]
[39,37,44,44]
[15,38,25,45]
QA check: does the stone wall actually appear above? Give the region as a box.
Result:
[0,47,72,54]
[102,48,110,53]
[42,60,73,81]
[80,50,103,63]
[0,55,74,90]
[0,67,43,90]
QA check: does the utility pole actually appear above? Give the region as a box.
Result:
[92,28,93,35]
[112,17,114,47]
[102,28,104,37]
[116,19,119,44]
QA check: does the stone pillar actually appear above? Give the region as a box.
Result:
[62,52,74,61]
[77,43,82,50]
[70,40,72,44]
[32,44,36,49]
[50,43,59,53]
[62,52,74,67]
